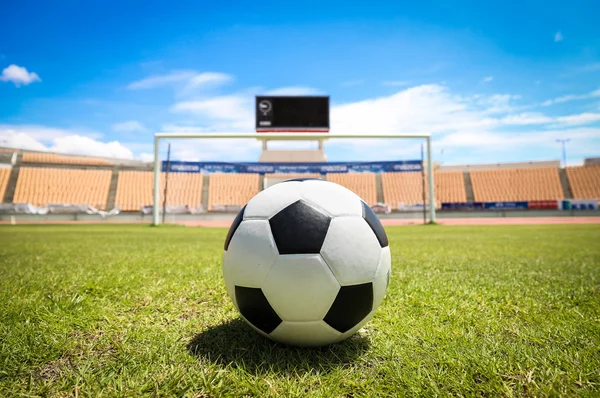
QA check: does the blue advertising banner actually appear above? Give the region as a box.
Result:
[162,160,422,174]
[483,201,528,210]
[560,199,598,210]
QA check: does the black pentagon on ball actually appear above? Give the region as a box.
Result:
[361,201,389,248]
[324,282,373,333]
[281,177,323,183]
[269,199,331,254]
[235,286,282,334]
[224,205,246,251]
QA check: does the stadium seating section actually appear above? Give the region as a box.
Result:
[381,170,466,206]
[13,167,112,209]
[566,165,600,200]
[3,156,600,212]
[0,167,11,201]
[114,171,204,211]
[208,173,259,211]
[326,173,377,205]
[470,167,563,202]
[22,152,112,166]
[434,171,467,204]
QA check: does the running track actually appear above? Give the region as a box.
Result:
[5,217,598,226]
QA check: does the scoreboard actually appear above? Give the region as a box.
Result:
[255,96,330,132]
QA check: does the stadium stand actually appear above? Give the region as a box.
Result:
[0,167,11,201]
[114,171,204,211]
[22,152,112,166]
[208,173,259,211]
[381,170,466,206]
[435,171,468,203]
[13,167,112,209]
[470,167,563,202]
[326,173,377,205]
[566,165,600,199]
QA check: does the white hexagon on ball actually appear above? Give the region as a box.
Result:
[301,179,363,217]
[223,219,278,288]
[262,254,340,322]
[320,216,382,285]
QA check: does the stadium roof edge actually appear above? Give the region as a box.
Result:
[154,132,431,140]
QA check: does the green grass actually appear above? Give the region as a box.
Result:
[1,224,599,397]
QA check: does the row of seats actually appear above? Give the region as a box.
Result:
[0,167,11,201]
[470,167,563,202]
[13,167,112,209]
[208,173,259,211]
[114,171,204,211]
[326,173,378,205]
[22,152,112,166]
[566,165,600,200]
[4,166,600,210]
[382,170,467,206]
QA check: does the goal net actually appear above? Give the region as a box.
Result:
[151,132,435,225]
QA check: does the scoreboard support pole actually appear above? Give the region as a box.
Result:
[152,132,435,226]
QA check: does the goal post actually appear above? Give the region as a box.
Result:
[152,132,435,225]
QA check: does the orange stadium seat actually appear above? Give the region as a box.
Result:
[208,173,259,211]
[382,170,466,207]
[470,167,563,202]
[566,165,600,199]
[0,167,11,201]
[13,167,112,209]
[436,171,467,203]
[22,152,112,166]
[326,173,377,205]
[114,171,204,211]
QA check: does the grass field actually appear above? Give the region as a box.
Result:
[1,224,599,397]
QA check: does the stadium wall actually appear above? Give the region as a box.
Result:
[438,160,561,171]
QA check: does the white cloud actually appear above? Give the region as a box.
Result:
[263,86,324,96]
[185,72,232,90]
[170,95,253,126]
[159,83,600,163]
[51,135,134,159]
[127,70,196,89]
[436,128,599,150]
[476,94,522,114]
[139,153,154,162]
[554,31,563,42]
[0,64,41,87]
[0,125,133,159]
[481,76,494,83]
[111,120,148,133]
[158,124,262,161]
[128,70,232,93]
[382,81,411,87]
[541,88,600,106]
[553,113,600,126]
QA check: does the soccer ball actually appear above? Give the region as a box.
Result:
[222,178,391,347]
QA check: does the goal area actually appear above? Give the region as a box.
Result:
[152,132,435,225]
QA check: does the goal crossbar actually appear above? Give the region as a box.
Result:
[152,132,435,225]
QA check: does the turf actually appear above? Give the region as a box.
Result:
[0,224,599,397]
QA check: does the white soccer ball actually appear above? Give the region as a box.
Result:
[222,178,391,347]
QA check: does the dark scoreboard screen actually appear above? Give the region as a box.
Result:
[255,96,330,131]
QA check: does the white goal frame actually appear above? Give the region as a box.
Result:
[152,132,435,225]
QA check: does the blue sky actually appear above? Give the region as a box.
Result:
[1,0,599,165]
